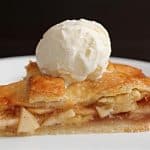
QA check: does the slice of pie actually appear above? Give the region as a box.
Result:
[0,61,149,136]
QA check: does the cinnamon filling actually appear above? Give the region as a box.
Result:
[0,96,150,133]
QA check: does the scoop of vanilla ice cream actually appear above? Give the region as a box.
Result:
[36,19,111,84]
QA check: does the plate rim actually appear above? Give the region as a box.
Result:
[0,55,149,64]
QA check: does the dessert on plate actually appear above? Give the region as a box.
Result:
[0,19,150,136]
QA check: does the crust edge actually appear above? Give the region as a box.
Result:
[1,119,150,137]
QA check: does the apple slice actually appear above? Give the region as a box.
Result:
[42,109,75,126]
[0,118,18,129]
[17,108,40,133]
[28,108,54,115]
[96,106,113,118]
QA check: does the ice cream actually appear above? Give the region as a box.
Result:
[36,19,111,84]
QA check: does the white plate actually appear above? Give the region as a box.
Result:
[0,56,149,150]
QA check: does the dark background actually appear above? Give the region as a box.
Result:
[0,0,150,61]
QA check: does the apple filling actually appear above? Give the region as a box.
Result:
[0,89,149,134]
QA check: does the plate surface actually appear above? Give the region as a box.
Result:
[0,56,150,150]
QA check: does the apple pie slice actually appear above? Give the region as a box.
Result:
[0,62,149,136]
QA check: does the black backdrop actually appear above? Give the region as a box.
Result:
[0,0,150,61]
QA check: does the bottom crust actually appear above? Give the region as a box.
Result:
[1,118,150,137]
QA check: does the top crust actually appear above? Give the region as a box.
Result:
[0,62,149,108]
[107,63,145,78]
[29,75,65,103]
